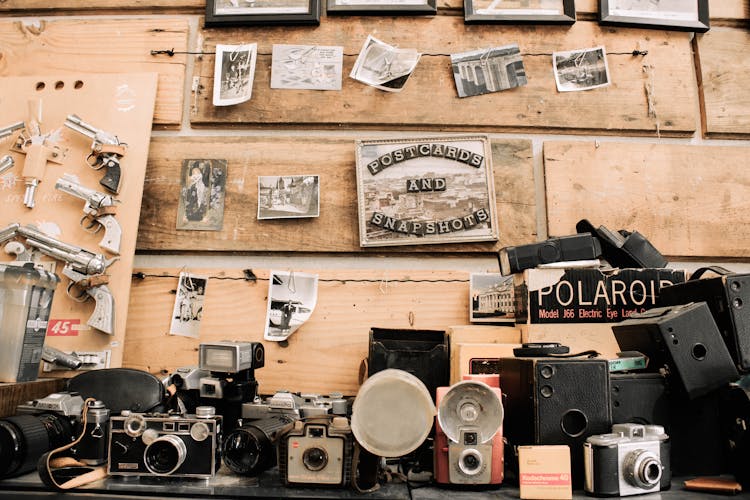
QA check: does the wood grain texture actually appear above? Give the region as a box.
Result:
[0,18,188,126]
[0,1,203,14]
[136,136,536,252]
[124,268,474,395]
[698,28,750,138]
[544,141,750,258]
[0,379,66,417]
[192,20,695,136]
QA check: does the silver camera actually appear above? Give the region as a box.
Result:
[242,391,348,420]
[584,423,671,497]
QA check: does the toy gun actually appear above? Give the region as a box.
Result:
[0,155,13,175]
[0,121,24,142]
[55,174,122,255]
[0,223,117,336]
[64,114,127,194]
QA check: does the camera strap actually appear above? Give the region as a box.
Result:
[36,397,108,491]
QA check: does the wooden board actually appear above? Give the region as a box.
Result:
[0,379,66,418]
[0,1,203,13]
[136,136,536,252]
[0,73,158,374]
[0,18,188,126]
[125,268,473,395]
[698,28,750,138]
[544,141,750,258]
[192,20,696,136]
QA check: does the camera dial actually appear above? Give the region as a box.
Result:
[124,414,146,438]
[190,422,210,442]
[623,449,662,489]
[302,447,328,471]
[144,435,187,475]
[457,448,484,476]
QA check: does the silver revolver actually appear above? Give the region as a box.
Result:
[0,223,117,336]
[55,174,122,255]
[64,114,127,194]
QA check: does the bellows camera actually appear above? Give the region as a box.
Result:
[434,375,504,485]
[584,423,670,497]
[108,406,222,478]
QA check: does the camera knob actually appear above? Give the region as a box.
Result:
[196,406,216,418]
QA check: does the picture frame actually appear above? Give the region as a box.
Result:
[599,0,709,32]
[355,135,498,248]
[327,0,436,15]
[205,0,320,26]
[464,0,575,24]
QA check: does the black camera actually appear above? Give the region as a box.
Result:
[108,406,222,478]
[498,233,602,276]
[0,392,109,478]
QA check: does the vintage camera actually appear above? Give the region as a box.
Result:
[165,366,210,413]
[279,416,353,487]
[241,391,349,420]
[584,423,670,497]
[108,406,222,478]
[434,375,504,485]
[498,233,602,276]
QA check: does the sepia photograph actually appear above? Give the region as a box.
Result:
[327,0,436,14]
[451,44,527,98]
[264,271,318,342]
[599,0,708,31]
[470,273,516,323]
[212,43,258,106]
[350,35,421,92]
[176,159,227,231]
[206,0,320,26]
[553,46,610,92]
[464,0,575,23]
[258,175,320,219]
[170,272,208,338]
[271,45,343,91]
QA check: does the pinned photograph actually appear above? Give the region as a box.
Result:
[470,273,515,323]
[213,43,258,106]
[553,46,610,92]
[264,271,319,342]
[271,44,343,91]
[176,159,227,231]
[170,272,208,338]
[350,35,421,92]
[451,44,527,98]
[258,175,320,220]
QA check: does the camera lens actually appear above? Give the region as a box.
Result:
[0,414,75,478]
[624,449,662,489]
[457,449,483,476]
[144,435,187,475]
[222,416,290,476]
[302,447,328,472]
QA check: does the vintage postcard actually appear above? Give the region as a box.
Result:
[470,273,515,323]
[176,159,227,231]
[271,45,343,91]
[350,35,421,92]
[169,272,208,338]
[553,46,610,92]
[258,175,320,219]
[451,44,527,98]
[264,271,319,342]
[213,43,258,106]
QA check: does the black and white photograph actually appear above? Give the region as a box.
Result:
[553,46,610,92]
[355,135,498,247]
[271,45,343,91]
[470,273,515,323]
[464,0,575,23]
[212,43,257,106]
[258,175,320,219]
[327,0,436,15]
[599,0,709,32]
[205,0,320,26]
[176,159,227,231]
[350,35,421,92]
[451,44,527,98]
[170,272,208,338]
[264,271,318,342]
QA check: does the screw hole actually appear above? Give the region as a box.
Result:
[74,80,84,89]
[55,81,64,90]
[734,298,743,309]
[35,82,45,91]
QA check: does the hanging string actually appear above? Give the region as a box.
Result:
[133,270,469,284]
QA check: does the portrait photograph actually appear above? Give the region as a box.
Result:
[258,175,320,219]
[212,43,258,106]
[451,44,527,98]
[176,159,227,231]
[470,273,515,323]
[264,271,319,342]
[169,272,208,338]
[553,46,610,92]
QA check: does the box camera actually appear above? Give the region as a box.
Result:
[0,392,109,478]
[279,416,353,487]
[108,406,221,479]
[434,375,504,485]
[584,423,670,497]
[498,233,602,276]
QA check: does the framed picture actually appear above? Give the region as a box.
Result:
[205,0,320,26]
[327,0,436,15]
[464,0,575,24]
[599,0,709,32]
[355,135,498,247]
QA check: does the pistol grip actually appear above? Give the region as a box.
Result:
[97,215,122,255]
[87,284,115,335]
[99,160,121,194]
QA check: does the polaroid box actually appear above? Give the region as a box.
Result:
[519,323,621,359]
[514,268,686,324]
[519,445,572,500]
[450,342,521,384]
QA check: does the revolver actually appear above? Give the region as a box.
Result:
[64,114,127,194]
[0,223,117,336]
[55,174,122,255]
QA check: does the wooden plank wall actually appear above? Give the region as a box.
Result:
[0,0,748,393]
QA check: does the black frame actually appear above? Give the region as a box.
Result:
[599,0,709,32]
[464,0,575,24]
[327,0,436,15]
[205,0,320,26]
